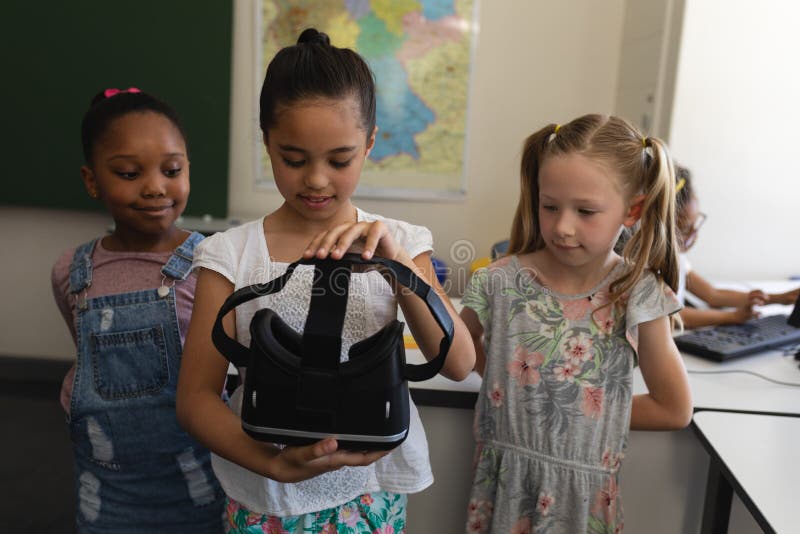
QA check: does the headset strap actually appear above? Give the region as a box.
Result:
[211,263,298,367]
[211,254,453,381]
[332,254,454,381]
[302,259,350,370]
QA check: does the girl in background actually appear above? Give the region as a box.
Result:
[674,165,799,328]
[177,29,475,533]
[52,88,224,532]
[461,115,692,532]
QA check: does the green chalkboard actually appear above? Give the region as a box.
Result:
[1,1,232,217]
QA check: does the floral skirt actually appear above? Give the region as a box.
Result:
[225,491,407,534]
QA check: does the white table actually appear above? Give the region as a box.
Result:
[630,347,800,417]
[692,411,800,533]
[667,295,800,417]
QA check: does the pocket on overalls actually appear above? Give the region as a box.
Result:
[90,326,169,400]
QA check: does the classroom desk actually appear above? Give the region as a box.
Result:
[672,350,800,416]
[692,411,800,534]
[637,288,800,416]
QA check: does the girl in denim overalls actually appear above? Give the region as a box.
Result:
[51,89,224,532]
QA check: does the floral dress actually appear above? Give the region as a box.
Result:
[226,492,406,533]
[462,256,680,533]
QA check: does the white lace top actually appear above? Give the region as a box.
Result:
[193,208,435,516]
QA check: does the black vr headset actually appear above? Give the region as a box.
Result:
[212,253,453,450]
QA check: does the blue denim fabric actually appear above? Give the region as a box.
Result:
[68,233,224,533]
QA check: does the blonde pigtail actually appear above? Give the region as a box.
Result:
[508,123,560,256]
[605,136,679,314]
[604,138,680,332]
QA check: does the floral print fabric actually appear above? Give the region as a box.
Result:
[225,492,406,534]
[462,256,680,533]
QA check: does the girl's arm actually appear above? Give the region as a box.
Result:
[396,249,477,381]
[60,364,76,413]
[688,271,798,307]
[52,260,78,414]
[459,307,487,376]
[768,287,800,305]
[176,268,389,483]
[679,305,757,329]
[630,315,693,430]
[305,220,476,381]
[686,270,760,308]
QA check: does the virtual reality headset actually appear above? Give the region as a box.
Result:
[212,254,453,450]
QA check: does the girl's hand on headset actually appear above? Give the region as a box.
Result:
[303,220,406,263]
[264,438,391,483]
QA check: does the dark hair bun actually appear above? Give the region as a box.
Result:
[297,28,330,46]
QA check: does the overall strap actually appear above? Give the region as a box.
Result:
[161,231,205,280]
[68,239,100,294]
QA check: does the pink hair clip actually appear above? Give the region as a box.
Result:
[103,87,142,99]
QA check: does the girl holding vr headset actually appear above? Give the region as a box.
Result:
[177,28,475,533]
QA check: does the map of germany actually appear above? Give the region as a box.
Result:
[260,0,476,197]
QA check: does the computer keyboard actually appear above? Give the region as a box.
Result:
[674,314,800,361]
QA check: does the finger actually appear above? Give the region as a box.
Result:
[304,231,330,258]
[362,221,394,260]
[330,223,370,259]
[270,439,341,483]
[316,224,355,259]
[283,438,339,468]
[326,448,391,468]
[291,444,389,476]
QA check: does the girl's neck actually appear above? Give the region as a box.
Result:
[521,249,621,295]
[264,201,358,261]
[102,226,188,253]
[267,201,357,234]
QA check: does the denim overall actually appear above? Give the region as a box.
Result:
[68,233,223,533]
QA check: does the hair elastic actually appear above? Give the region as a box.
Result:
[675,177,686,193]
[642,136,648,148]
[104,87,142,99]
[554,124,561,134]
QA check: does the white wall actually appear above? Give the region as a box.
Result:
[0,207,112,360]
[0,0,625,362]
[669,0,800,281]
